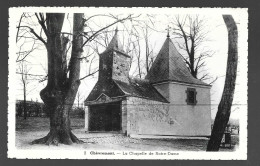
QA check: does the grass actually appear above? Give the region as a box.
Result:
[16,116,84,131]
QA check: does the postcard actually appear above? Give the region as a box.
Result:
[8,7,247,159]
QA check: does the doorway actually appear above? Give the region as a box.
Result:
[89,102,121,132]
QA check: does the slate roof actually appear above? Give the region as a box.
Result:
[85,80,126,102]
[86,78,169,103]
[114,78,169,103]
[146,37,210,86]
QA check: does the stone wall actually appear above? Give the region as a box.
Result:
[126,97,169,135]
[167,82,211,136]
[126,81,211,136]
[112,51,130,83]
[121,100,127,134]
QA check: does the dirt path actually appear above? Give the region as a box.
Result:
[16,129,238,151]
[15,117,238,151]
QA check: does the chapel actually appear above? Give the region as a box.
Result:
[84,29,211,137]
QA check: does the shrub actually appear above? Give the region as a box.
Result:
[70,107,85,118]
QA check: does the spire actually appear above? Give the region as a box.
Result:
[102,28,124,53]
[115,26,118,34]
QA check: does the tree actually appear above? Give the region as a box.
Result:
[171,15,215,82]
[207,15,238,151]
[75,91,84,108]
[132,15,157,77]
[17,13,135,145]
[131,33,143,78]
[132,22,155,78]
[142,22,155,74]
[31,13,84,145]
[17,61,31,119]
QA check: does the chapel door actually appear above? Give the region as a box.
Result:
[89,102,121,132]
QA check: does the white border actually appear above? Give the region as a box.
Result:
[8,7,248,159]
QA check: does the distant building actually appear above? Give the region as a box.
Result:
[84,30,211,137]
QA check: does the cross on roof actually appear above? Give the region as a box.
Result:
[166,25,171,38]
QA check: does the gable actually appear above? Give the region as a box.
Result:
[85,80,125,102]
[96,93,112,102]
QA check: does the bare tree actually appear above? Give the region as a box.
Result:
[17,61,31,119]
[131,15,157,77]
[171,15,215,82]
[131,33,143,78]
[141,22,155,73]
[128,16,157,78]
[207,15,238,151]
[16,13,46,63]
[75,91,84,108]
[17,13,136,145]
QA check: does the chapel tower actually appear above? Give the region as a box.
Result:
[146,34,212,136]
[98,29,131,84]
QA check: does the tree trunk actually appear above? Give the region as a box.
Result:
[190,39,196,78]
[145,27,149,73]
[23,84,27,120]
[77,93,80,108]
[206,15,238,151]
[32,13,84,145]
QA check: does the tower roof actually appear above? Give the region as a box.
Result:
[101,28,128,56]
[146,37,210,86]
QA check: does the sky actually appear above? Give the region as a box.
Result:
[10,7,248,120]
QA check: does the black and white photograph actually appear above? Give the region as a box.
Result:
[8,7,247,159]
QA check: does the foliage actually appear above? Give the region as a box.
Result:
[71,107,85,119]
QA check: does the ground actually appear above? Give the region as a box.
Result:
[16,117,239,151]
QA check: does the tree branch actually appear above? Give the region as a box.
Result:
[16,40,36,62]
[81,15,134,49]
[18,26,47,45]
[78,70,99,81]
[16,13,25,43]
[16,72,46,77]
[208,76,218,85]
[35,13,49,37]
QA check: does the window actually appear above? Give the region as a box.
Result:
[186,88,197,105]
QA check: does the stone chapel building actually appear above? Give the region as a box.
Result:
[84,30,212,137]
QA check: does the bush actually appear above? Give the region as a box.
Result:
[70,107,85,118]
[16,100,44,117]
